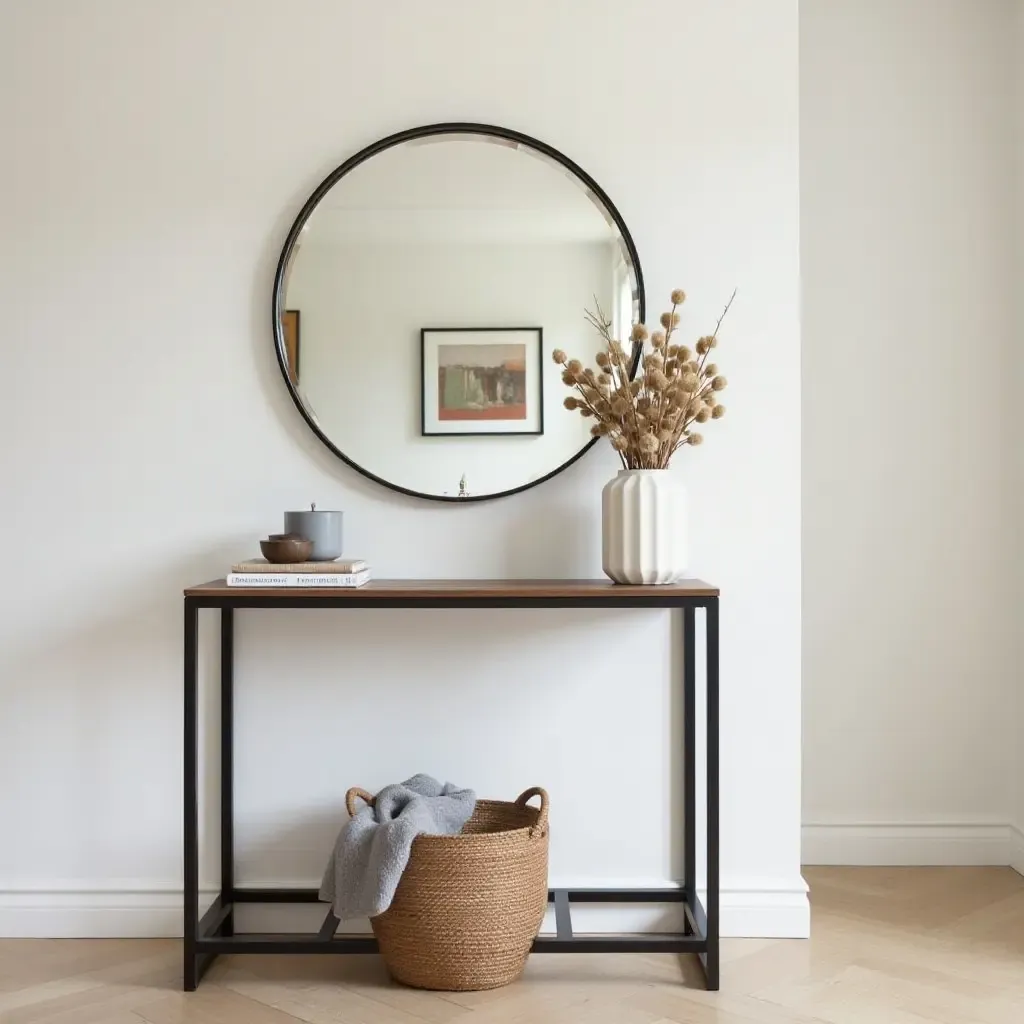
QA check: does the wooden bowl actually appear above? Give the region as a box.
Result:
[260,535,313,563]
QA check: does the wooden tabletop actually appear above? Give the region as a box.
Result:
[185,578,718,599]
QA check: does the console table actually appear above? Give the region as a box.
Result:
[182,579,719,991]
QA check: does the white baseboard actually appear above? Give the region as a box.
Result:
[1011,825,1024,878]
[0,888,206,939]
[544,879,810,939]
[0,878,809,940]
[802,821,1013,866]
[714,882,810,938]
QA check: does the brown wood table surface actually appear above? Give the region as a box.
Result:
[185,578,719,599]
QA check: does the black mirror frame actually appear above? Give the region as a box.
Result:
[272,122,645,503]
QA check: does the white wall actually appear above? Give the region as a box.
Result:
[801,0,1020,865]
[1015,0,1024,879]
[288,240,613,498]
[0,0,803,937]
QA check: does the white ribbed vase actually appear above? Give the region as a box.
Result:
[602,469,688,584]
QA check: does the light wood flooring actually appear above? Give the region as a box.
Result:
[2,868,1023,1023]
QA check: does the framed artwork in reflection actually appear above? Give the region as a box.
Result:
[282,310,301,385]
[421,327,544,437]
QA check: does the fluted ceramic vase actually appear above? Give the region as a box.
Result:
[602,469,688,584]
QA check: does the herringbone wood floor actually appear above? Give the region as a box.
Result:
[2,868,1023,1023]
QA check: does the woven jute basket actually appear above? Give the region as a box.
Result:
[345,785,549,991]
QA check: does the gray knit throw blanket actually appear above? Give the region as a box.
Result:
[319,774,476,920]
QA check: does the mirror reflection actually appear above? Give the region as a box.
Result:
[275,129,643,500]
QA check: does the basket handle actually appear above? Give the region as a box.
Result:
[345,787,375,818]
[515,786,549,837]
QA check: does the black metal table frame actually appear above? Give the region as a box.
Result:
[183,590,719,991]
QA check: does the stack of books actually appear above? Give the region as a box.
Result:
[226,558,371,588]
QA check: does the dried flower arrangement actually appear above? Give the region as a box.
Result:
[553,288,735,470]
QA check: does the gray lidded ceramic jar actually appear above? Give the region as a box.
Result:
[283,504,343,561]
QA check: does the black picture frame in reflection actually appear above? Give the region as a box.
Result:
[421,327,543,438]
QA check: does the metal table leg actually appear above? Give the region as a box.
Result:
[701,598,720,989]
[183,600,199,990]
[220,608,234,938]
[683,607,696,933]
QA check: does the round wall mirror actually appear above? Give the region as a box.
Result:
[273,123,644,501]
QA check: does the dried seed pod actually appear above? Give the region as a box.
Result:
[670,288,687,304]
[712,375,727,391]
[552,349,567,364]
[563,396,578,410]
[712,404,726,419]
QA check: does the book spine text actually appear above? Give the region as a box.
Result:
[226,573,371,587]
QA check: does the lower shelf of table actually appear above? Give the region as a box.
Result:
[194,934,708,954]
[194,886,710,956]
